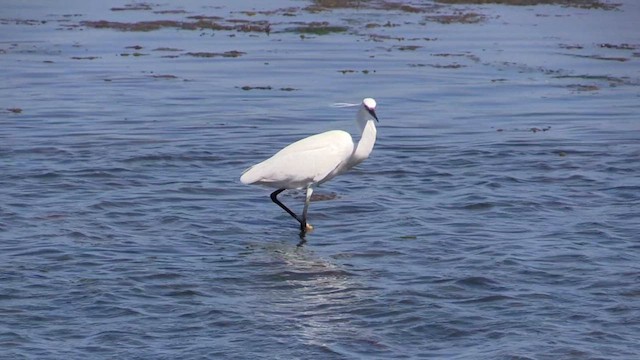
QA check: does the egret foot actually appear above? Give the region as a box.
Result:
[299,222,314,232]
[300,222,313,236]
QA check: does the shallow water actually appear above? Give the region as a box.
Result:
[1,0,639,358]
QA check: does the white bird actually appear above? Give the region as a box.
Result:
[240,98,379,234]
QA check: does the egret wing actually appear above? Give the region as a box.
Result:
[240,130,354,188]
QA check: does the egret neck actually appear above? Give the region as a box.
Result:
[350,107,378,167]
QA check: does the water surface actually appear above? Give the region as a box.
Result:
[1,0,639,358]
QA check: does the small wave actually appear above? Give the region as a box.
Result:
[457,294,515,304]
[455,276,499,288]
[166,289,206,297]
[461,202,494,210]
[31,171,61,179]
[12,247,65,257]
[123,153,222,163]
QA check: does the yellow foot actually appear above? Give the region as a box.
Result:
[305,223,314,232]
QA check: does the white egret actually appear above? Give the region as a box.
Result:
[240,98,379,234]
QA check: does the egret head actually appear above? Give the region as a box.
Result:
[363,98,376,109]
[362,98,378,122]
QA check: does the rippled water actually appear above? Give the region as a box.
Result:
[2,0,639,358]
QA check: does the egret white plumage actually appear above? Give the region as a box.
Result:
[240,98,379,235]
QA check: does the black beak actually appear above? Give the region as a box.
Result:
[367,108,379,122]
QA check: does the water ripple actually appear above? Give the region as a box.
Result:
[2,1,639,359]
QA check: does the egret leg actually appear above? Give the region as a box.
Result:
[270,189,302,223]
[300,187,314,232]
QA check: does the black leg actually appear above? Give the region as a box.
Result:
[270,189,302,223]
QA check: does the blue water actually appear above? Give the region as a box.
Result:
[1,0,639,358]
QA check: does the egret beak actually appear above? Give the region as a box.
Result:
[368,108,379,122]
